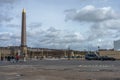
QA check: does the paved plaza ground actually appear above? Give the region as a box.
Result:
[0,59,120,80]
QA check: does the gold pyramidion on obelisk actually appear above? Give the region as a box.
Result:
[22,8,26,13]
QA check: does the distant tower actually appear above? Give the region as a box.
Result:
[21,8,27,57]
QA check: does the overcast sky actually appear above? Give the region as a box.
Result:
[0,0,120,50]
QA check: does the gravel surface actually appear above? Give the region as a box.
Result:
[0,60,120,80]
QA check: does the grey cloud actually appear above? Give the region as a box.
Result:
[45,27,60,38]
[6,24,20,28]
[27,26,85,49]
[11,33,21,39]
[65,5,118,22]
[0,14,13,23]
[97,19,120,35]
[27,28,44,38]
[27,22,44,38]
[0,0,17,23]
[0,32,12,41]
[87,23,108,41]
[44,33,58,38]
[85,19,120,49]
[47,27,60,32]
[64,5,120,50]
[0,32,21,47]
[28,22,42,29]
[0,32,20,41]
[102,19,120,30]
[87,23,112,41]
[0,0,16,4]
[43,27,84,44]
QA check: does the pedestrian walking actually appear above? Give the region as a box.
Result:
[15,55,19,62]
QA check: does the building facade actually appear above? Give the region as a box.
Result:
[114,40,120,51]
[0,46,84,60]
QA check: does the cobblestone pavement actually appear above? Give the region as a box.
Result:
[0,60,120,80]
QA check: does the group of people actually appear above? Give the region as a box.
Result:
[1,55,19,63]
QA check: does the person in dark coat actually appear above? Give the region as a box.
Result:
[1,56,3,61]
[7,56,11,61]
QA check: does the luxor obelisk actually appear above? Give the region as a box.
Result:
[21,9,27,59]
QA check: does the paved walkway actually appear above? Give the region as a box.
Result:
[0,60,120,80]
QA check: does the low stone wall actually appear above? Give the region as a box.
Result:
[99,51,120,59]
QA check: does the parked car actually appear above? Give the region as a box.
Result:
[85,52,116,61]
[100,56,116,61]
[85,53,100,60]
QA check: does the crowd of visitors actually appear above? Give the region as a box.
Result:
[0,55,19,63]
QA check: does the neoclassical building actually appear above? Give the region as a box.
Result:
[0,46,84,60]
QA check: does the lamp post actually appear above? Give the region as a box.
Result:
[98,46,100,51]
[42,48,44,59]
[68,46,71,60]
[0,52,1,61]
